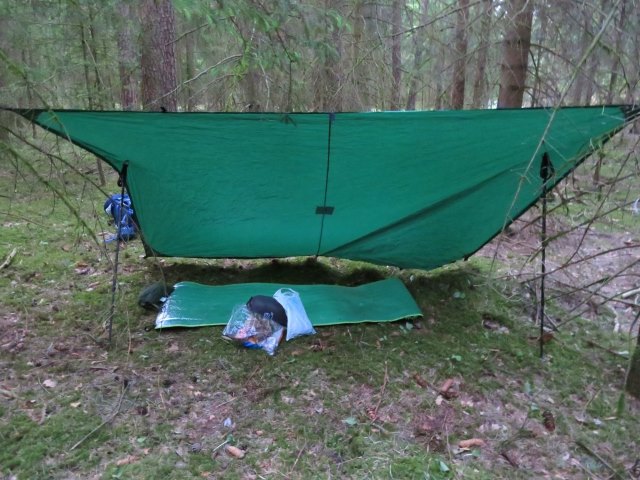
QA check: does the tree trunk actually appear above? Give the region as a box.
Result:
[627,8,639,134]
[471,0,492,109]
[0,14,11,142]
[234,17,261,111]
[450,0,469,110]
[80,25,94,109]
[78,21,106,185]
[406,0,430,111]
[606,0,627,104]
[313,0,343,112]
[390,0,402,110]
[497,0,534,108]
[351,0,371,110]
[140,0,178,111]
[627,326,640,399]
[583,54,599,106]
[530,3,549,106]
[571,6,591,105]
[184,24,196,111]
[117,1,139,110]
[0,73,8,140]
[433,41,446,110]
[87,5,104,108]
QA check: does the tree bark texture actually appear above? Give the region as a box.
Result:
[117,1,139,110]
[627,329,640,399]
[183,24,196,111]
[570,7,591,105]
[350,0,373,110]
[0,13,9,142]
[313,0,343,112]
[530,3,549,106]
[450,0,470,110]
[606,0,627,104]
[626,5,639,105]
[140,0,178,111]
[80,25,93,109]
[471,0,492,108]
[497,0,534,108]
[390,0,402,110]
[87,5,105,108]
[406,0,430,111]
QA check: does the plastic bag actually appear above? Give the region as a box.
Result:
[222,304,284,355]
[273,288,316,341]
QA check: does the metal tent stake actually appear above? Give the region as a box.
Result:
[539,152,554,358]
[107,162,129,345]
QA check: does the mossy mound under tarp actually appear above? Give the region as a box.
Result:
[7,105,638,270]
[155,278,422,329]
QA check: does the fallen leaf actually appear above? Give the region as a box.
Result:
[225,445,245,458]
[74,262,91,275]
[459,438,485,449]
[70,401,81,408]
[42,379,57,388]
[500,450,519,468]
[542,410,556,432]
[116,455,138,466]
[309,340,325,352]
[530,332,554,344]
[439,378,454,393]
[438,378,459,399]
[413,373,428,388]
[366,406,377,421]
[415,415,437,435]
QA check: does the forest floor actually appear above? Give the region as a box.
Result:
[1,130,639,479]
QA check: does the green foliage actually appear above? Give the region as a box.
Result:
[2,0,634,113]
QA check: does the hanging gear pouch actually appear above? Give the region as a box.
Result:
[273,288,315,341]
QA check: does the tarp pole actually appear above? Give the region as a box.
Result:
[107,162,129,345]
[539,152,554,358]
[315,112,335,257]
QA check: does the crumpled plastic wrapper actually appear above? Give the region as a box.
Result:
[222,304,284,355]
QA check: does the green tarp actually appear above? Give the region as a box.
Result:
[155,278,422,329]
[7,106,638,270]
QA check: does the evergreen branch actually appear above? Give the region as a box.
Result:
[3,144,103,251]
